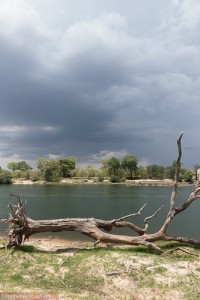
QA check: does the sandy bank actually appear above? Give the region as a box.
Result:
[12,178,195,187]
[125,179,194,187]
[0,235,87,252]
[12,179,45,185]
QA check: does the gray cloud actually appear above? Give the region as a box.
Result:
[0,0,200,169]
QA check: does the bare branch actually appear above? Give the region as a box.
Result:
[170,132,184,211]
[10,193,23,207]
[94,240,101,247]
[144,206,164,224]
[159,133,186,235]
[115,203,147,222]
[164,235,200,246]
[143,205,164,232]
[166,247,199,257]
[175,132,184,182]
[0,217,9,223]
[175,195,200,215]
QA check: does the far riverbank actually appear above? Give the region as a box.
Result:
[12,178,195,187]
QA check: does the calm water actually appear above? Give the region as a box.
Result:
[0,184,199,241]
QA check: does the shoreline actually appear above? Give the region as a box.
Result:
[11,178,195,187]
[0,234,82,246]
[0,235,96,252]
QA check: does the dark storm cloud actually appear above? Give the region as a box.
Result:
[0,0,200,168]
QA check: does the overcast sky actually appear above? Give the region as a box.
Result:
[0,0,200,169]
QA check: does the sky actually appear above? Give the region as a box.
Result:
[0,0,200,169]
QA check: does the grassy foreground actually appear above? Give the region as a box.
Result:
[0,240,199,300]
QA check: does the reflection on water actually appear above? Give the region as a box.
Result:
[0,184,199,241]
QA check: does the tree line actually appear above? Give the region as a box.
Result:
[0,154,198,184]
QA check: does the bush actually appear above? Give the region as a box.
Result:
[0,170,12,184]
[17,171,31,180]
[29,171,41,182]
[180,169,194,182]
[50,176,61,183]
[110,175,120,183]
[98,174,104,182]
[97,171,105,182]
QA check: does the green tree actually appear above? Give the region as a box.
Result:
[0,170,12,184]
[110,175,120,183]
[71,168,87,178]
[29,171,41,182]
[121,155,138,179]
[59,157,76,178]
[165,161,182,180]
[85,165,97,178]
[146,165,165,179]
[17,161,32,172]
[36,158,62,182]
[102,157,121,176]
[194,164,200,180]
[137,166,148,179]
[97,170,105,182]
[7,162,19,172]
[194,164,200,172]
[179,168,194,182]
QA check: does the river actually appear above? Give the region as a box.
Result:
[0,184,199,241]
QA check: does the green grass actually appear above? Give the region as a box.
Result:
[0,241,199,299]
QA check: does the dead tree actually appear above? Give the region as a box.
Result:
[1,133,200,253]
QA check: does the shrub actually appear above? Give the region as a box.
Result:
[0,170,12,184]
[97,171,105,182]
[29,171,41,182]
[110,175,120,183]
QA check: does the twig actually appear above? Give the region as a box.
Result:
[60,258,70,268]
[106,270,129,276]
[60,279,67,287]
[10,193,23,206]
[144,206,164,231]
[9,204,16,217]
[145,206,164,223]
[0,218,9,223]
[115,203,147,222]
[102,292,117,300]
[94,239,101,246]
[166,247,199,257]
[188,262,199,277]
[106,264,138,277]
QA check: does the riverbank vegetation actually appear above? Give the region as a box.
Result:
[0,154,198,184]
